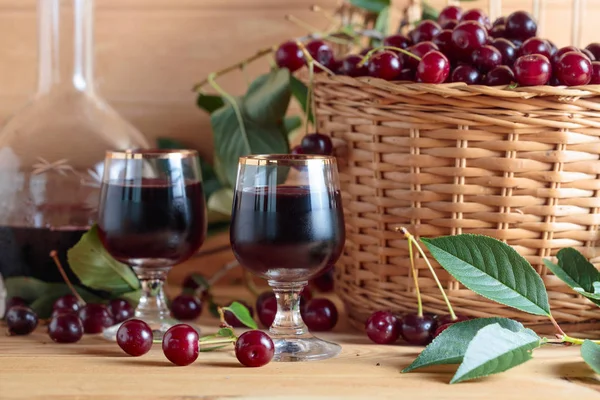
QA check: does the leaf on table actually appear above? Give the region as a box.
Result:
[222,301,258,329]
[349,0,390,13]
[581,340,600,374]
[197,93,225,114]
[67,226,140,294]
[403,317,526,373]
[543,259,600,306]
[450,323,541,384]
[422,234,551,316]
[290,75,314,124]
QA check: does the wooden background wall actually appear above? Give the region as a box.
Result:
[0,0,598,163]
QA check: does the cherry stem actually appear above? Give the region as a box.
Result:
[243,270,261,297]
[49,250,86,306]
[207,260,241,287]
[561,335,600,345]
[304,59,315,135]
[199,337,237,347]
[296,40,336,76]
[359,46,421,67]
[397,227,457,321]
[407,239,423,317]
[549,314,567,337]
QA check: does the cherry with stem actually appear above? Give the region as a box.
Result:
[49,250,86,306]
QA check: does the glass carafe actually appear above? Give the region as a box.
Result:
[0,0,149,282]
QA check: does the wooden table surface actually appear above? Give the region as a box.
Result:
[1,235,600,400]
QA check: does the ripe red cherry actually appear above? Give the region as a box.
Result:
[484,65,516,85]
[552,46,581,64]
[302,298,338,331]
[162,324,199,366]
[441,19,458,30]
[368,51,402,80]
[582,48,596,62]
[224,300,254,328]
[5,297,27,315]
[365,311,400,344]
[397,68,415,81]
[383,34,412,50]
[451,65,482,85]
[489,24,506,39]
[585,43,600,61]
[48,313,84,343]
[436,314,470,326]
[257,295,277,327]
[491,38,517,65]
[78,304,114,334]
[432,30,454,56]
[53,294,81,313]
[405,41,439,68]
[311,266,334,293]
[290,145,304,155]
[409,20,441,44]
[108,298,134,324]
[400,314,437,346]
[452,21,488,52]
[416,51,450,83]
[519,37,552,59]
[300,133,333,156]
[591,61,600,84]
[505,11,537,41]
[493,16,506,27]
[433,323,452,338]
[170,294,202,321]
[460,8,491,29]
[438,5,462,26]
[117,319,153,357]
[275,41,305,72]
[514,54,552,86]
[555,51,592,86]
[471,45,502,73]
[235,330,275,367]
[340,54,368,77]
[256,291,275,314]
[305,40,335,71]
[6,306,38,335]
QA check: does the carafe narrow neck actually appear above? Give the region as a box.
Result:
[37,0,95,94]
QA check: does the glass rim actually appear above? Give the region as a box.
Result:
[106,149,198,160]
[238,154,337,166]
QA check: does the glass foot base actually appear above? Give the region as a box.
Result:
[102,317,200,342]
[272,335,341,362]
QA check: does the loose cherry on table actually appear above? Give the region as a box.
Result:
[302,298,338,332]
[117,319,153,357]
[78,304,114,334]
[400,313,437,346]
[438,5,462,27]
[513,54,552,86]
[416,51,450,84]
[491,38,517,65]
[365,311,400,344]
[257,295,277,327]
[471,45,502,73]
[53,294,81,313]
[5,306,38,336]
[48,313,84,343]
[235,330,275,367]
[451,65,482,85]
[409,20,441,44]
[275,41,305,72]
[5,297,27,314]
[368,51,402,81]
[162,324,199,366]
[555,51,593,86]
[109,298,135,324]
[484,65,516,86]
[505,11,537,41]
[170,294,202,321]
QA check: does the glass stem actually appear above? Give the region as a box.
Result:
[269,281,309,338]
[133,268,170,321]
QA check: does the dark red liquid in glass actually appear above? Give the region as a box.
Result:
[230,186,345,282]
[98,179,206,267]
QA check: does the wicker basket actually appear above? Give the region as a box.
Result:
[312,74,600,335]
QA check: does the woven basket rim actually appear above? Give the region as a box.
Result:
[310,73,600,99]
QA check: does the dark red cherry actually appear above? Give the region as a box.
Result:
[511,38,524,48]
[48,313,84,343]
[398,68,415,81]
[360,47,374,56]
[383,34,412,50]
[433,323,452,338]
[514,54,552,86]
[235,330,275,367]
[257,296,277,327]
[78,304,114,334]
[591,61,600,84]
[519,37,552,59]
[306,40,335,71]
[340,54,368,77]
[438,5,462,26]
[451,65,482,85]
[300,133,333,156]
[585,43,600,61]
[224,300,255,328]
[53,294,81,313]
[552,46,581,65]
[5,297,26,315]
[275,41,305,72]
[400,313,437,345]
[311,266,334,293]
[409,20,441,44]
[368,51,402,80]
[581,48,596,62]
[108,298,135,324]
[117,319,153,357]
[489,24,506,39]
[416,51,450,83]
[170,294,202,321]
[492,16,506,27]
[290,145,304,155]
[460,8,491,29]
[471,45,502,73]
[162,324,199,366]
[555,51,592,86]
[256,291,275,314]
[365,311,400,344]
[405,41,439,68]
[484,65,515,85]
[505,11,537,41]
[6,306,38,335]
[436,314,470,326]
[547,40,558,55]
[432,29,454,56]
[452,21,488,52]
[302,298,338,331]
[299,286,313,310]
[491,38,517,65]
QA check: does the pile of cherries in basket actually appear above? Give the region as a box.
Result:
[275,7,600,86]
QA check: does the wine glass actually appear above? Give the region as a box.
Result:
[97,149,207,340]
[230,154,345,361]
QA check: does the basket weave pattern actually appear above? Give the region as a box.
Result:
[313,74,600,333]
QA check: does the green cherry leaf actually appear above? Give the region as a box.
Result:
[422,234,551,316]
[290,75,314,124]
[403,317,526,373]
[217,327,236,338]
[581,340,600,374]
[222,301,258,329]
[284,115,303,139]
[197,93,225,114]
[67,225,140,294]
[450,323,541,384]
[348,0,390,14]
[543,259,600,306]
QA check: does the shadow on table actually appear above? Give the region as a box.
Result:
[549,361,600,392]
